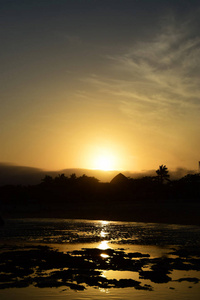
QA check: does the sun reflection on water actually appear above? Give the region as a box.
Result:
[99,220,110,225]
[98,240,110,250]
[100,230,108,238]
[100,253,110,259]
[99,287,110,293]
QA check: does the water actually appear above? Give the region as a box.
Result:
[0,218,200,299]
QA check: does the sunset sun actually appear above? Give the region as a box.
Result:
[89,147,118,171]
[95,155,114,171]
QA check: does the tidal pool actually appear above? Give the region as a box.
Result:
[0,218,200,299]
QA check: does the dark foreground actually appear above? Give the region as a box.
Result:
[2,200,200,226]
[1,171,200,226]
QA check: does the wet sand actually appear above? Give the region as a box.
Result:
[1,240,200,292]
[1,218,200,299]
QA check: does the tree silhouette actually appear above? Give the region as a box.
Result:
[54,174,68,185]
[41,175,54,186]
[69,173,77,181]
[156,165,170,184]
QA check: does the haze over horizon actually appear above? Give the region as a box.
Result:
[0,161,197,186]
[1,1,200,173]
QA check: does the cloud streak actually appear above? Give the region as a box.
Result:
[85,18,200,128]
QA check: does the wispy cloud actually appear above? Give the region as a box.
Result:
[84,19,200,128]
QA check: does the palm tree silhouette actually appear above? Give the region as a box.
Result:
[156,165,170,184]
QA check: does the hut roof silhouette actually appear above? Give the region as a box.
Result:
[110,173,128,185]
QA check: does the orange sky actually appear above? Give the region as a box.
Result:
[1,1,200,173]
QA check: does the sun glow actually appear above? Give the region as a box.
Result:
[95,156,114,171]
[84,143,129,172]
[91,149,117,171]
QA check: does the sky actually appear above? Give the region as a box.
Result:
[1,0,200,173]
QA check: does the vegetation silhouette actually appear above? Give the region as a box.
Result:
[0,165,200,225]
[156,165,170,184]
